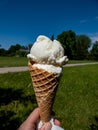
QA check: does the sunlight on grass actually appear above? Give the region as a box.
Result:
[0,65,98,129]
[54,65,98,129]
[0,56,28,67]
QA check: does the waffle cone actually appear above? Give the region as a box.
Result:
[28,61,59,123]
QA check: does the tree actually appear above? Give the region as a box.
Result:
[57,31,91,60]
[7,44,22,56]
[90,41,98,60]
[28,44,32,51]
[76,35,91,59]
[57,30,77,59]
[0,48,7,56]
[51,34,54,41]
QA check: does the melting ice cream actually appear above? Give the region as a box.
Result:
[27,35,68,75]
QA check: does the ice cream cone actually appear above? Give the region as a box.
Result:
[28,60,59,124]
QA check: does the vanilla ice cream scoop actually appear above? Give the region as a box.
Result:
[27,35,68,66]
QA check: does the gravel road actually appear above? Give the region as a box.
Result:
[0,62,98,74]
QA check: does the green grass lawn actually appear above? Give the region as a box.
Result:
[68,60,96,64]
[0,65,98,130]
[0,56,28,67]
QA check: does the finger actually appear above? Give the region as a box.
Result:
[26,108,40,123]
[54,119,60,126]
[40,122,52,130]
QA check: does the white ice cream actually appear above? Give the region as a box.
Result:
[27,35,68,74]
[33,64,62,76]
[27,35,68,65]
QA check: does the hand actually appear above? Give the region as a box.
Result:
[18,108,60,130]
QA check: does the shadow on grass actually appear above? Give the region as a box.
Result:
[0,87,37,130]
[0,110,20,130]
[0,87,36,105]
[90,116,98,130]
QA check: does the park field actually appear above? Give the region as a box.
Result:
[0,56,96,67]
[0,56,28,67]
[0,64,98,130]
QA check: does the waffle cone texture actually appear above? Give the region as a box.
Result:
[28,61,59,123]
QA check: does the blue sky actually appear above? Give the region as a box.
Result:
[0,0,98,50]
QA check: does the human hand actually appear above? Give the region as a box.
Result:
[18,108,60,130]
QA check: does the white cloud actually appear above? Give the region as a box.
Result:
[89,33,98,43]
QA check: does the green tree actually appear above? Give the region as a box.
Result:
[90,41,98,60]
[7,44,22,56]
[76,35,91,59]
[0,48,7,56]
[57,30,77,59]
[24,44,33,52]
[51,34,54,41]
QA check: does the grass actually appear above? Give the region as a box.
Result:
[68,60,96,64]
[0,56,28,67]
[0,65,98,129]
[54,65,98,130]
[0,71,37,129]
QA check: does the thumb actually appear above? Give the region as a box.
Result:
[26,108,40,124]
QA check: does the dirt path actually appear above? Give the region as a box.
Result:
[0,62,98,74]
[0,66,28,74]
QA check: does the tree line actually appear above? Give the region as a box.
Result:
[56,30,98,60]
[0,44,32,57]
[0,30,98,60]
